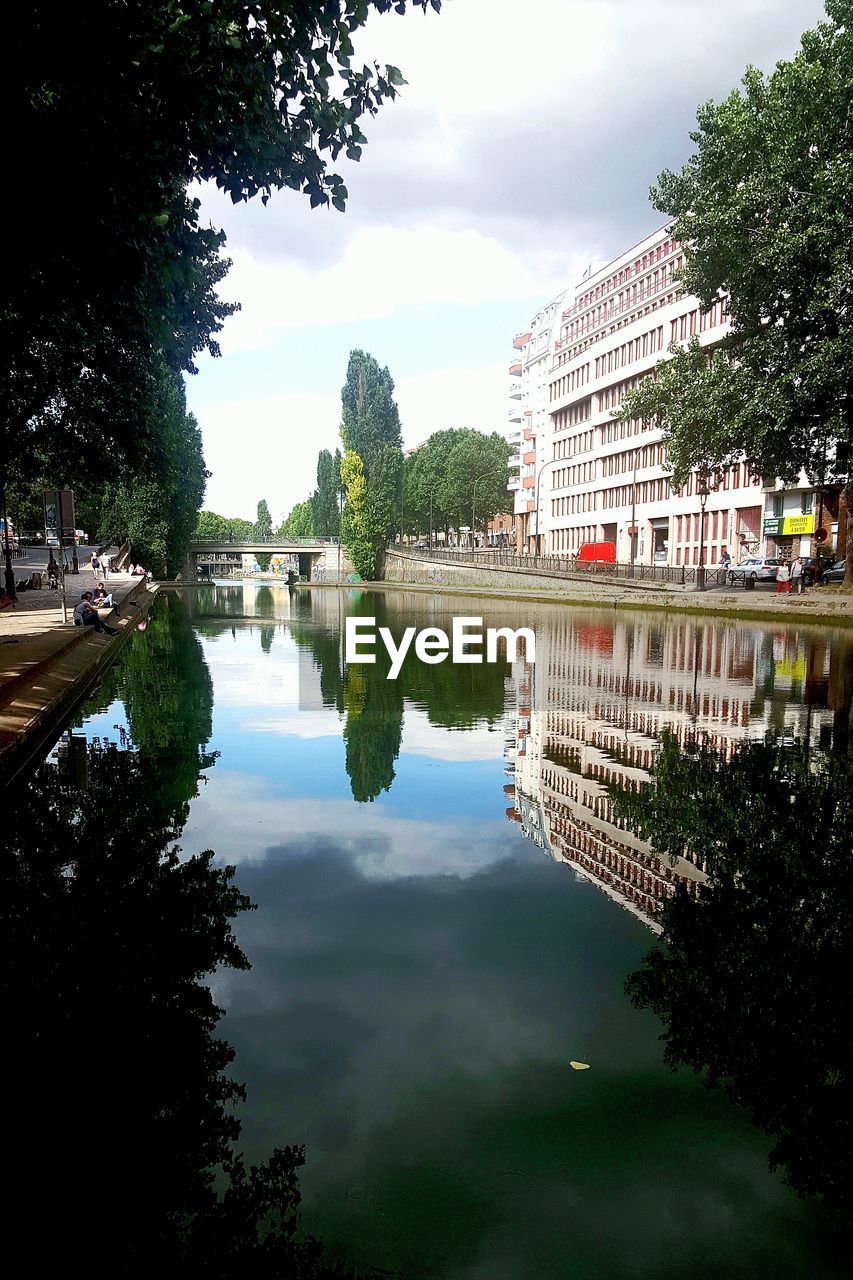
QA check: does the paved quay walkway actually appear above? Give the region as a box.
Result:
[0,571,156,783]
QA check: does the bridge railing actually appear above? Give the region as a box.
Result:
[190,536,334,546]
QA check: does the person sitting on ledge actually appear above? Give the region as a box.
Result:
[92,582,117,612]
[73,591,118,635]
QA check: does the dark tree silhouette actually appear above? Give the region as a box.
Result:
[3,738,360,1274]
[614,733,853,1211]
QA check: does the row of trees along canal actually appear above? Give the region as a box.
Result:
[197,350,513,579]
[3,1,443,583]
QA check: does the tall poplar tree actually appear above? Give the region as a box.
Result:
[253,498,273,570]
[339,350,404,576]
[311,449,342,537]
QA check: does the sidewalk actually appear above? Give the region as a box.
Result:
[0,573,156,782]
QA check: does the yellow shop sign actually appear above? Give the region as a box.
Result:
[763,514,815,537]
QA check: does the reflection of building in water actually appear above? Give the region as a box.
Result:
[504,613,843,932]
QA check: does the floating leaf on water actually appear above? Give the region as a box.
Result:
[569,1061,590,1070]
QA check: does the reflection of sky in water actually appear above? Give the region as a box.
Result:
[74,593,852,1279]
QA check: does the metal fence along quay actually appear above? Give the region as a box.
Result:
[389,545,730,590]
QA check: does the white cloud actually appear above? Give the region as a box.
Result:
[217,225,565,353]
[199,389,341,520]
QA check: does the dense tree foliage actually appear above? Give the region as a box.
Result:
[96,364,208,576]
[311,449,343,538]
[280,501,316,539]
[403,428,512,538]
[253,498,274,569]
[4,1,442,581]
[340,351,404,574]
[613,731,853,1211]
[620,0,853,584]
[340,450,376,578]
[196,511,255,540]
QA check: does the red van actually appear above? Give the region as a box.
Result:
[574,541,617,568]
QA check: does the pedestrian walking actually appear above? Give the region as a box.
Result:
[775,561,791,594]
[90,550,102,581]
[791,557,804,594]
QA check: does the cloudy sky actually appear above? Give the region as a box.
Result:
[186,0,826,523]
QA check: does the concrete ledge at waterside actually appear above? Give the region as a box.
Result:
[0,580,157,786]
[377,552,853,626]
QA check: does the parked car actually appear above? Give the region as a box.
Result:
[821,559,846,585]
[728,556,781,586]
[795,554,834,586]
[413,539,429,549]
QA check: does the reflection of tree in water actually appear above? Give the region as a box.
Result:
[294,596,509,803]
[342,657,404,803]
[6,634,358,1274]
[92,591,216,814]
[614,732,853,1211]
[4,744,355,1275]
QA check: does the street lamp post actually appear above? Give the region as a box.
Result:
[0,468,17,601]
[533,458,559,558]
[429,492,434,550]
[697,471,710,591]
[629,444,639,577]
[472,470,502,550]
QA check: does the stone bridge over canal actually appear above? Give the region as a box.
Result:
[181,538,346,581]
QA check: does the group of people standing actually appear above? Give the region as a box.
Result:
[90,549,151,581]
[775,558,807,593]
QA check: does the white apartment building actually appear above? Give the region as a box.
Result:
[507,291,565,551]
[540,224,828,566]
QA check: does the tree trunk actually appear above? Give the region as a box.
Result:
[843,481,853,591]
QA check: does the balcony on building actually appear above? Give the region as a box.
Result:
[508,361,522,377]
[509,381,522,399]
[513,331,532,351]
[508,453,522,470]
[522,475,535,489]
[508,475,521,491]
[509,406,523,423]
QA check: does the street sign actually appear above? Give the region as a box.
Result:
[814,527,828,542]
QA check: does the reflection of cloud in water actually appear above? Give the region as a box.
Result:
[184,770,515,880]
[202,641,303,709]
[207,834,814,1280]
[400,706,504,762]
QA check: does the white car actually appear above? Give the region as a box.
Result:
[728,556,781,585]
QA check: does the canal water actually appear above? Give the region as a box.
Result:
[6,584,851,1277]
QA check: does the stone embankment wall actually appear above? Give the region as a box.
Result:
[380,550,674,601]
[379,549,853,624]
